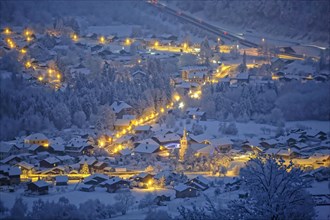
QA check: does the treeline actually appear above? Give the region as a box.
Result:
[175,0,329,41]
[0,58,172,140]
[197,81,330,124]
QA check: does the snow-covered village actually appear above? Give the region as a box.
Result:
[0,1,329,219]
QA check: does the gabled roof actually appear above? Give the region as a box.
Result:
[0,142,17,153]
[25,133,48,141]
[104,177,127,186]
[174,183,194,192]
[49,137,65,152]
[152,133,180,143]
[111,101,132,114]
[194,175,209,185]
[134,143,159,154]
[136,138,159,146]
[209,138,233,146]
[135,125,152,132]
[32,180,49,188]
[42,157,60,165]
[17,161,34,170]
[114,119,131,127]
[9,167,21,176]
[67,137,89,148]
[119,148,131,156]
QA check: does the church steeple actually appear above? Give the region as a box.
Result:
[179,128,188,161]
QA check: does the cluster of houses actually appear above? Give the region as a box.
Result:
[236,129,330,169]
[270,58,330,82]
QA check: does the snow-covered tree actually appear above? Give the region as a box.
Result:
[73,111,87,128]
[200,37,212,64]
[230,156,315,219]
[114,191,135,215]
[52,103,71,130]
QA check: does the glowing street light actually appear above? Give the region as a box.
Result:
[183,42,188,50]
[99,36,105,44]
[125,38,131,45]
[4,28,11,35]
[160,108,165,113]
[20,48,27,54]
[262,38,265,42]
[178,102,185,109]
[25,61,32,68]
[174,94,180,102]
[24,29,33,37]
[38,76,43,81]
[71,33,78,42]
[154,41,159,47]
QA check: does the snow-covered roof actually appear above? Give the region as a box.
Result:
[188,111,205,116]
[135,125,151,131]
[55,175,68,183]
[188,72,206,79]
[111,101,132,114]
[189,134,213,144]
[174,183,193,192]
[67,137,89,148]
[153,133,180,143]
[84,174,109,183]
[194,175,209,185]
[49,137,65,152]
[28,144,42,151]
[122,115,136,120]
[32,180,49,188]
[196,145,215,155]
[79,156,97,166]
[134,143,159,154]
[186,107,200,113]
[104,177,125,186]
[136,138,159,146]
[25,133,48,141]
[209,138,233,146]
[114,119,131,127]
[0,142,17,153]
[119,148,131,156]
[17,161,34,170]
[9,167,21,176]
[42,157,60,164]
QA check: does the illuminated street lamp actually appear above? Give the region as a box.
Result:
[20,48,27,54]
[71,33,78,42]
[25,61,32,68]
[99,36,105,44]
[174,94,180,102]
[154,41,159,47]
[125,38,131,45]
[183,42,188,50]
[4,28,11,35]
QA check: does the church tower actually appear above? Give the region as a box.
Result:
[179,128,189,161]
